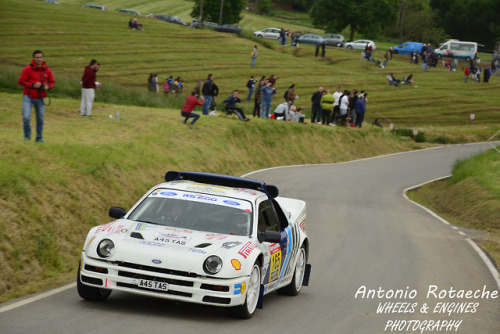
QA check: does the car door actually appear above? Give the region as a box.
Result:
[257,199,296,292]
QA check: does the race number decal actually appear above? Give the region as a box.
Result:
[269,243,281,282]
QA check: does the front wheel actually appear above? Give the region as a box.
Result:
[346,45,353,49]
[278,246,306,296]
[77,261,111,301]
[226,263,261,319]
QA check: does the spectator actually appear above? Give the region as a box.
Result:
[283,84,296,104]
[349,90,358,126]
[268,74,278,86]
[386,73,400,87]
[80,59,101,116]
[18,50,55,143]
[310,86,323,124]
[181,90,204,127]
[251,45,258,67]
[202,74,215,115]
[174,77,184,95]
[339,90,350,126]
[389,47,394,60]
[483,66,491,83]
[383,51,389,68]
[163,78,170,95]
[291,106,306,123]
[133,18,144,30]
[148,73,159,93]
[209,81,219,115]
[223,90,250,121]
[253,78,264,117]
[464,67,470,83]
[273,100,292,121]
[332,86,342,125]
[260,80,277,119]
[315,41,321,57]
[354,93,366,128]
[320,89,334,125]
[246,75,256,101]
[321,41,326,57]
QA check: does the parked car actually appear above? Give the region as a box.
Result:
[77,171,311,319]
[118,9,141,16]
[155,15,188,26]
[344,39,376,50]
[214,24,242,34]
[298,34,326,45]
[202,21,218,29]
[82,4,107,10]
[322,33,345,47]
[392,42,423,55]
[434,39,478,61]
[253,28,280,40]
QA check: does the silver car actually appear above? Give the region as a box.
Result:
[119,9,141,16]
[322,33,345,47]
[253,28,281,40]
[344,39,376,50]
[82,4,107,10]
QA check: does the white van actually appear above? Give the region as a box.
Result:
[434,39,477,61]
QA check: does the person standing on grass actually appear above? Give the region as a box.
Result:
[310,86,323,124]
[246,75,256,101]
[251,45,258,67]
[18,50,55,143]
[80,59,101,117]
[260,80,277,119]
[354,93,366,128]
[181,90,204,127]
[202,73,214,115]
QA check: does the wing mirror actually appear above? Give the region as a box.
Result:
[109,206,127,219]
[257,230,281,243]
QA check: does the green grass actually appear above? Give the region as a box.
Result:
[0,0,499,302]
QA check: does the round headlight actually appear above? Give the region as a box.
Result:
[203,255,223,274]
[97,239,115,258]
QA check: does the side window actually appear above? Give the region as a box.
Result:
[257,200,281,233]
[257,199,289,233]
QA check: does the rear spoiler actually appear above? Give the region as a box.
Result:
[164,171,279,199]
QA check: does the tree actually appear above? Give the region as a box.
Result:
[430,0,500,49]
[191,0,246,24]
[309,0,399,41]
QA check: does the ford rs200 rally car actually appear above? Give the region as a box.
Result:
[77,171,311,318]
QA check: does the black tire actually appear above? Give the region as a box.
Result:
[77,262,111,301]
[278,246,306,296]
[347,45,353,49]
[336,42,342,47]
[226,263,261,319]
[394,50,399,54]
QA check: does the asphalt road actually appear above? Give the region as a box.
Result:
[1,143,499,334]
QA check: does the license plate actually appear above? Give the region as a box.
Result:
[138,279,169,291]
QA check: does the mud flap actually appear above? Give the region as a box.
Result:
[257,284,264,309]
[302,264,311,286]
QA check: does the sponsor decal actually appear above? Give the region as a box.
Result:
[234,188,259,196]
[120,228,128,233]
[234,282,246,295]
[206,233,227,241]
[299,219,306,232]
[269,243,282,282]
[182,194,217,202]
[152,259,162,264]
[96,223,124,234]
[223,200,240,206]
[186,185,228,195]
[188,248,207,254]
[238,242,256,259]
[231,259,242,270]
[87,236,96,247]
[222,241,242,249]
[159,191,178,197]
[139,240,165,247]
[135,223,154,231]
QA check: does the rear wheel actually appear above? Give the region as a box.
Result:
[336,42,342,47]
[347,45,353,49]
[77,262,111,301]
[227,263,261,319]
[278,246,306,296]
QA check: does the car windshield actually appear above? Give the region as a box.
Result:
[128,189,253,236]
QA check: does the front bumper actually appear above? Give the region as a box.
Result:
[79,252,248,307]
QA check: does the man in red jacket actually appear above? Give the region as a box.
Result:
[80,59,101,116]
[18,50,55,142]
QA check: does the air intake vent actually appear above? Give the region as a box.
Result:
[130,232,144,239]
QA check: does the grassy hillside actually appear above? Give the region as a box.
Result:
[0,0,499,302]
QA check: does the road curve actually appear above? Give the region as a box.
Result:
[1,143,499,334]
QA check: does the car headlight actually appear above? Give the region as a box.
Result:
[203,255,222,275]
[97,239,115,258]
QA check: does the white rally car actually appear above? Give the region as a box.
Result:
[78,171,310,318]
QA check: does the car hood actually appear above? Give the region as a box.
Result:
[85,219,256,276]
